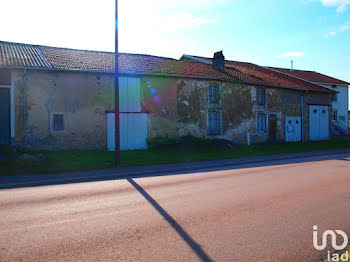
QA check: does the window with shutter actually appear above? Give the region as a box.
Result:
[257,89,266,106]
[207,110,221,135]
[257,113,266,133]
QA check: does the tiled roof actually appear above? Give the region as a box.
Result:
[184,55,334,92]
[268,67,350,85]
[0,41,334,92]
[0,41,51,68]
[38,45,269,82]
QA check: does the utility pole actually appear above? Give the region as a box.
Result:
[114,0,120,165]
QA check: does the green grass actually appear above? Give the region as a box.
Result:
[1,139,350,176]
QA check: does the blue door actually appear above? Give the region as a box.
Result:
[0,88,11,144]
[285,116,301,142]
[309,105,329,141]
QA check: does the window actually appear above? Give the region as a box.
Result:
[333,110,338,121]
[53,114,64,131]
[207,110,221,135]
[257,113,266,133]
[208,84,219,104]
[332,93,337,102]
[257,89,266,106]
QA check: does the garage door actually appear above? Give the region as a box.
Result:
[285,116,301,142]
[107,113,148,151]
[309,105,329,141]
[0,88,10,145]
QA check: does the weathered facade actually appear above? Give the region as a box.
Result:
[0,41,336,151]
[176,79,332,143]
[268,66,349,135]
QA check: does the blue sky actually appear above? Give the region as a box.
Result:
[1,0,349,84]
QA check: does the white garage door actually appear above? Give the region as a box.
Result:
[309,105,329,141]
[107,113,148,151]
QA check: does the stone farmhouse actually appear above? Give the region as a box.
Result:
[0,41,343,151]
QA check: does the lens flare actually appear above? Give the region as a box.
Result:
[154,95,161,103]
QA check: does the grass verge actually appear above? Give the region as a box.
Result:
[1,139,350,176]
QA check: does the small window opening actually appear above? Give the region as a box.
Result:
[53,114,64,131]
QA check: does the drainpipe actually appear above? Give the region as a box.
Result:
[23,68,27,150]
[301,93,304,142]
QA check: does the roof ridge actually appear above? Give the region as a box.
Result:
[268,66,316,73]
[0,40,177,61]
[36,46,52,68]
[188,54,258,66]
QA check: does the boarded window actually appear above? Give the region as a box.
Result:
[207,110,221,135]
[53,114,64,131]
[208,84,219,104]
[257,89,266,106]
[257,113,266,133]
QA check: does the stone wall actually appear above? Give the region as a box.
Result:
[140,76,178,139]
[12,70,179,150]
[12,69,114,150]
[177,79,332,144]
[11,68,332,150]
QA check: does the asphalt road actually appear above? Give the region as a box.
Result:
[1,153,350,262]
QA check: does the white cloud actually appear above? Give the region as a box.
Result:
[319,0,350,12]
[325,31,337,37]
[275,52,306,58]
[162,13,216,33]
[325,20,350,37]
[340,21,350,31]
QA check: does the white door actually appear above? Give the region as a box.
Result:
[107,113,148,151]
[285,116,301,142]
[309,105,329,141]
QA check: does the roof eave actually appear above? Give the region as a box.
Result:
[9,65,333,93]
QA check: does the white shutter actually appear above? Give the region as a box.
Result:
[119,77,141,112]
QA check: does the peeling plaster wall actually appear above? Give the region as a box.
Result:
[177,79,332,144]
[140,76,178,139]
[11,68,332,150]
[12,69,114,150]
[177,79,259,143]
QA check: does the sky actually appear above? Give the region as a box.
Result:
[1,0,349,88]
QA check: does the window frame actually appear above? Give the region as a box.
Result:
[257,88,266,106]
[207,109,222,135]
[53,113,65,132]
[208,83,220,104]
[256,112,267,133]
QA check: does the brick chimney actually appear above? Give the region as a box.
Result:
[212,51,225,70]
